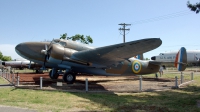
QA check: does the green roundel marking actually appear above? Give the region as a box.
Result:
[132,60,142,73]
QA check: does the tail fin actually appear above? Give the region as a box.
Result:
[175,47,187,71]
[136,54,144,60]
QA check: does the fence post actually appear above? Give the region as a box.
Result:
[196,67,197,72]
[40,77,43,89]
[9,73,11,81]
[139,75,142,91]
[17,76,20,86]
[175,76,178,88]
[180,72,184,84]
[85,78,88,92]
[8,73,9,80]
[12,73,15,85]
[191,72,194,80]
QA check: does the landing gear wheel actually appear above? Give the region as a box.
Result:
[36,70,43,74]
[63,72,76,84]
[36,70,39,73]
[49,70,59,79]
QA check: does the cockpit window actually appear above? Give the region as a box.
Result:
[50,39,67,47]
[51,39,60,44]
[59,42,67,47]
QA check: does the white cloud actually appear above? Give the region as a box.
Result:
[0,44,23,59]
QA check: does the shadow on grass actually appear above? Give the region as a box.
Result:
[11,74,200,111]
[11,79,200,111]
[70,85,200,112]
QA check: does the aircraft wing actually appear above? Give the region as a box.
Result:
[71,38,162,67]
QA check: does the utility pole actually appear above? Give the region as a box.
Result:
[118,23,131,43]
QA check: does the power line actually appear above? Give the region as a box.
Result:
[130,10,192,25]
[118,23,131,43]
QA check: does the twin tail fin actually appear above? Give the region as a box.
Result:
[175,47,187,71]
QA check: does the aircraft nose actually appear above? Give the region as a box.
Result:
[15,42,30,59]
[15,42,47,61]
[151,56,156,60]
[15,43,24,54]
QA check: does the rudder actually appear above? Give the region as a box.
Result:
[175,47,187,71]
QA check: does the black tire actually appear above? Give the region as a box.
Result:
[63,72,76,84]
[36,70,39,73]
[49,70,59,79]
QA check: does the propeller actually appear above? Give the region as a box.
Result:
[41,44,50,69]
[41,39,61,69]
[41,39,57,69]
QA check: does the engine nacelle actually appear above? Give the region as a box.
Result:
[47,44,77,64]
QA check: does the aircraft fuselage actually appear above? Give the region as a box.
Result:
[151,50,200,66]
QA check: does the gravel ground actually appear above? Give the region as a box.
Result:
[5,72,182,92]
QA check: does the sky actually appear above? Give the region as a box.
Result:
[0,0,200,60]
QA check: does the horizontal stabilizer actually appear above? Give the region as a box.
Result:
[175,47,187,71]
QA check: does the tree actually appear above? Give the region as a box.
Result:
[1,56,12,61]
[60,33,67,39]
[69,34,93,44]
[0,51,3,60]
[187,1,200,13]
[60,33,93,44]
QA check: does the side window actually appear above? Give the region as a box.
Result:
[159,53,164,56]
[59,42,67,47]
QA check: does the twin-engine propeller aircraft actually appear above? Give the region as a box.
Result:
[15,38,186,84]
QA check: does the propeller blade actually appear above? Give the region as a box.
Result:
[42,39,55,70]
[42,55,47,70]
[45,44,48,50]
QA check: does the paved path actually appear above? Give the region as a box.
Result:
[0,105,37,112]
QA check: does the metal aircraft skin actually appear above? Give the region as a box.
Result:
[15,38,165,84]
[1,59,43,71]
[151,50,200,66]
[0,60,4,69]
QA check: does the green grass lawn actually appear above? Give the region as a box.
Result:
[0,70,200,111]
[0,76,9,84]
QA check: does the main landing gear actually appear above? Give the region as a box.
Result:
[49,69,59,79]
[63,71,76,84]
[49,68,76,84]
